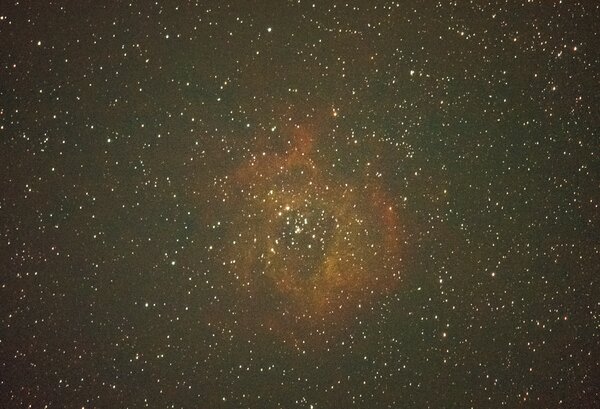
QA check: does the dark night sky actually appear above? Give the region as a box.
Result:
[1,1,599,408]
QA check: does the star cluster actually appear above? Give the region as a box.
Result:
[1,1,598,408]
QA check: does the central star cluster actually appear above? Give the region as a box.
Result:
[271,203,336,279]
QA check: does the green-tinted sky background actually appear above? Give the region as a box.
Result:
[1,1,598,408]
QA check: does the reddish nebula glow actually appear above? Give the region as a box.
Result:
[218,124,405,347]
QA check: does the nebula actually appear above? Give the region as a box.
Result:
[217,124,404,347]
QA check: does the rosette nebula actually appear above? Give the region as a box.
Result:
[217,125,405,346]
